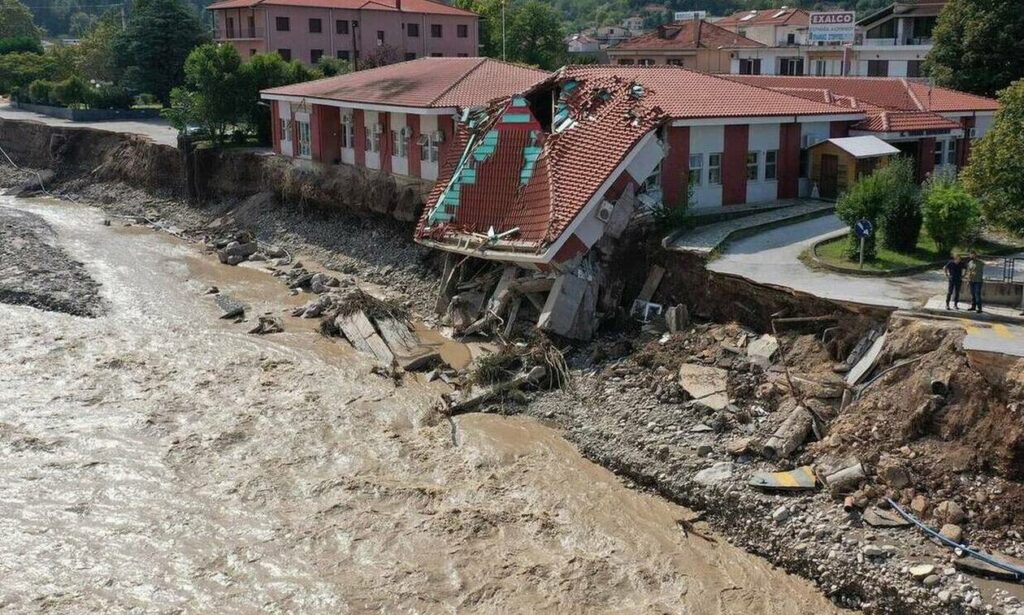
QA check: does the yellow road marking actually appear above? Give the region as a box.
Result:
[993,324,1014,339]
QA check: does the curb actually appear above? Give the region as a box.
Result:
[663,203,835,257]
[909,307,1024,327]
[809,235,1024,278]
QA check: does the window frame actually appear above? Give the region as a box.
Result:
[310,49,323,64]
[708,153,722,185]
[308,18,322,33]
[746,151,760,182]
[297,120,311,157]
[457,24,468,38]
[336,19,349,35]
[277,48,291,61]
[392,129,408,158]
[340,116,353,149]
[688,153,703,187]
[407,22,419,37]
[430,23,443,38]
[765,150,778,181]
[275,16,290,32]
[934,139,944,166]
[946,140,957,166]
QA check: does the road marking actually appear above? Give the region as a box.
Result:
[992,324,1015,339]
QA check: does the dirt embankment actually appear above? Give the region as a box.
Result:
[0,118,429,223]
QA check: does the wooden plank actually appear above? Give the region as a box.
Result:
[338,311,394,363]
[503,296,522,338]
[510,276,555,294]
[636,265,665,303]
[375,317,418,354]
[337,313,374,354]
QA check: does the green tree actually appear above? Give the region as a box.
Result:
[164,43,246,143]
[925,0,1024,98]
[112,0,207,104]
[315,56,351,77]
[239,51,316,144]
[0,48,76,95]
[507,0,564,69]
[0,0,42,42]
[76,12,120,82]
[69,11,98,37]
[878,157,922,253]
[51,74,90,106]
[922,171,981,256]
[963,79,1024,234]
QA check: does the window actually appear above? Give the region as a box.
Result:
[340,116,353,149]
[366,124,381,153]
[247,15,255,37]
[309,18,322,33]
[738,58,761,75]
[457,53,468,57]
[867,19,896,40]
[708,153,722,185]
[666,58,683,66]
[405,52,416,60]
[786,32,795,45]
[407,23,419,37]
[430,24,442,37]
[297,121,311,157]
[337,50,350,60]
[617,58,635,65]
[642,162,661,194]
[336,19,349,34]
[946,140,956,166]
[747,151,760,181]
[779,58,804,75]
[907,60,923,78]
[867,60,889,77]
[457,24,468,38]
[934,140,944,166]
[765,150,778,180]
[250,48,257,57]
[277,48,291,61]
[376,30,384,44]
[421,132,439,163]
[814,60,827,76]
[392,129,408,158]
[688,153,703,186]
[638,58,654,66]
[226,17,235,38]
[799,149,809,178]
[311,49,323,63]
[430,52,443,57]
[280,118,291,143]
[275,16,290,31]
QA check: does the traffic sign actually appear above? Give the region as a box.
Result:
[855,219,874,239]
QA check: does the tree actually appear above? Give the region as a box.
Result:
[164,43,246,143]
[507,0,564,69]
[77,12,120,83]
[922,172,981,256]
[963,79,1024,234]
[239,51,316,144]
[0,0,42,42]
[69,11,98,37]
[112,0,207,104]
[925,0,1024,98]
[315,56,351,77]
[878,157,922,253]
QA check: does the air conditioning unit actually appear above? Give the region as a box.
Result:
[372,123,383,135]
[417,134,429,146]
[595,200,615,222]
[432,129,445,142]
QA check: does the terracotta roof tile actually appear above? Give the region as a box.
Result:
[852,110,962,132]
[208,0,476,15]
[262,57,550,109]
[611,20,764,51]
[715,7,810,28]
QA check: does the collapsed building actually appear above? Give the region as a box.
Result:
[413,66,865,339]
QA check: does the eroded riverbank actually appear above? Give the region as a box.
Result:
[0,195,842,614]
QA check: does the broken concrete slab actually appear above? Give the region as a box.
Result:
[636,265,665,303]
[693,462,734,486]
[954,552,1024,582]
[847,332,887,386]
[748,466,817,492]
[746,335,779,368]
[665,304,689,333]
[214,294,246,319]
[863,507,912,528]
[678,363,729,411]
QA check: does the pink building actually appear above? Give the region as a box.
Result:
[207,0,479,67]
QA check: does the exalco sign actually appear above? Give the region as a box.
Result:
[809,11,856,43]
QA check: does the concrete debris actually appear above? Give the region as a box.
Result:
[934,500,966,525]
[909,564,935,581]
[955,552,1024,582]
[248,315,283,335]
[863,507,912,528]
[762,405,813,460]
[745,335,779,368]
[677,363,729,411]
[820,460,865,496]
[771,505,791,524]
[693,462,734,486]
[448,366,546,413]
[844,328,885,385]
[214,294,246,319]
[748,466,817,492]
[665,304,689,333]
[636,265,665,303]
[336,310,395,365]
[876,456,913,489]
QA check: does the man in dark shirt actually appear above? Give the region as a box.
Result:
[944,254,963,310]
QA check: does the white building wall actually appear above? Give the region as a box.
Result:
[278,102,293,156]
[747,123,780,203]
[340,106,355,165]
[800,121,830,196]
[390,112,409,176]
[364,110,380,170]
[689,125,724,209]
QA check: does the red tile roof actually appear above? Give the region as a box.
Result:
[262,57,550,109]
[852,110,961,132]
[715,7,810,28]
[610,20,764,51]
[207,0,476,16]
[725,75,999,113]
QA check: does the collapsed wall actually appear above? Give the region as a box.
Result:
[0,118,429,224]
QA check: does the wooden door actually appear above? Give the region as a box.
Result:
[820,154,839,199]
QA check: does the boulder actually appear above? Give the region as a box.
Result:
[877,457,913,489]
[935,500,966,525]
[910,564,935,581]
[217,241,258,266]
[910,494,929,517]
[214,294,246,319]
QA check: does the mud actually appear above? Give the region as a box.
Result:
[0,196,842,614]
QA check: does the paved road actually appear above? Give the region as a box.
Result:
[0,104,178,148]
[903,310,1024,358]
[708,214,942,309]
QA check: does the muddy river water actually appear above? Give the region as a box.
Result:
[0,197,844,614]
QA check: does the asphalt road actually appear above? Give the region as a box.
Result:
[0,104,178,148]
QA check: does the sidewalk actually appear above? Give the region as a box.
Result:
[0,104,178,148]
[664,200,834,256]
[920,295,1024,326]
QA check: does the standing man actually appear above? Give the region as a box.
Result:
[944,253,964,310]
[966,252,985,313]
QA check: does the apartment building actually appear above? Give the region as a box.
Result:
[853,0,946,77]
[207,0,479,67]
[606,19,764,73]
[715,7,847,77]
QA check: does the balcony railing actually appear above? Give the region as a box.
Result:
[214,26,265,40]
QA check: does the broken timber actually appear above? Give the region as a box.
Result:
[337,311,395,364]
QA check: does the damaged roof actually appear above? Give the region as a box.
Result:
[610,20,765,51]
[261,57,550,110]
[416,66,860,259]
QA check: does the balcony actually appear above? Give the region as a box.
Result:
[214,26,265,41]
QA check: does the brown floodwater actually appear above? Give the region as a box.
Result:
[0,196,846,614]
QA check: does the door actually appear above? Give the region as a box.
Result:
[820,154,839,199]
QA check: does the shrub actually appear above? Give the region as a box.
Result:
[26,78,53,104]
[923,171,982,256]
[0,35,42,55]
[835,168,887,260]
[87,83,132,109]
[878,157,923,253]
[51,75,91,107]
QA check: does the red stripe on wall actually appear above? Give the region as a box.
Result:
[408,114,421,178]
[553,233,588,264]
[662,125,690,209]
[917,137,936,182]
[777,123,800,199]
[957,116,975,168]
[437,115,455,163]
[722,124,748,206]
[380,112,392,173]
[353,109,366,168]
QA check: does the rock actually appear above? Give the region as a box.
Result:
[935,500,966,525]
[204,285,219,295]
[678,363,729,411]
[288,272,315,289]
[910,494,929,517]
[923,574,941,588]
[939,524,963,544]
[863,544,888,558]
[693,462,734,486]
[877,458,912,489]
[265,245,287,258]
[771,505,791,524]
[217,241,258,265]
[695,444,713,457]
[910,564,936,580]
[213,294,246,319]
[248,315,284,335]
[726,437,753,457]
[746,334,779,368]
[938,590,952,604]
[690,423,713,433]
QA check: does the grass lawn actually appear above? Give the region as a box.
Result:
[809,229,1021,273]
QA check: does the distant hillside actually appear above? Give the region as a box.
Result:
[29,0,214,39]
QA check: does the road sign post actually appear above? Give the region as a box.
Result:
[854,218,873,270]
